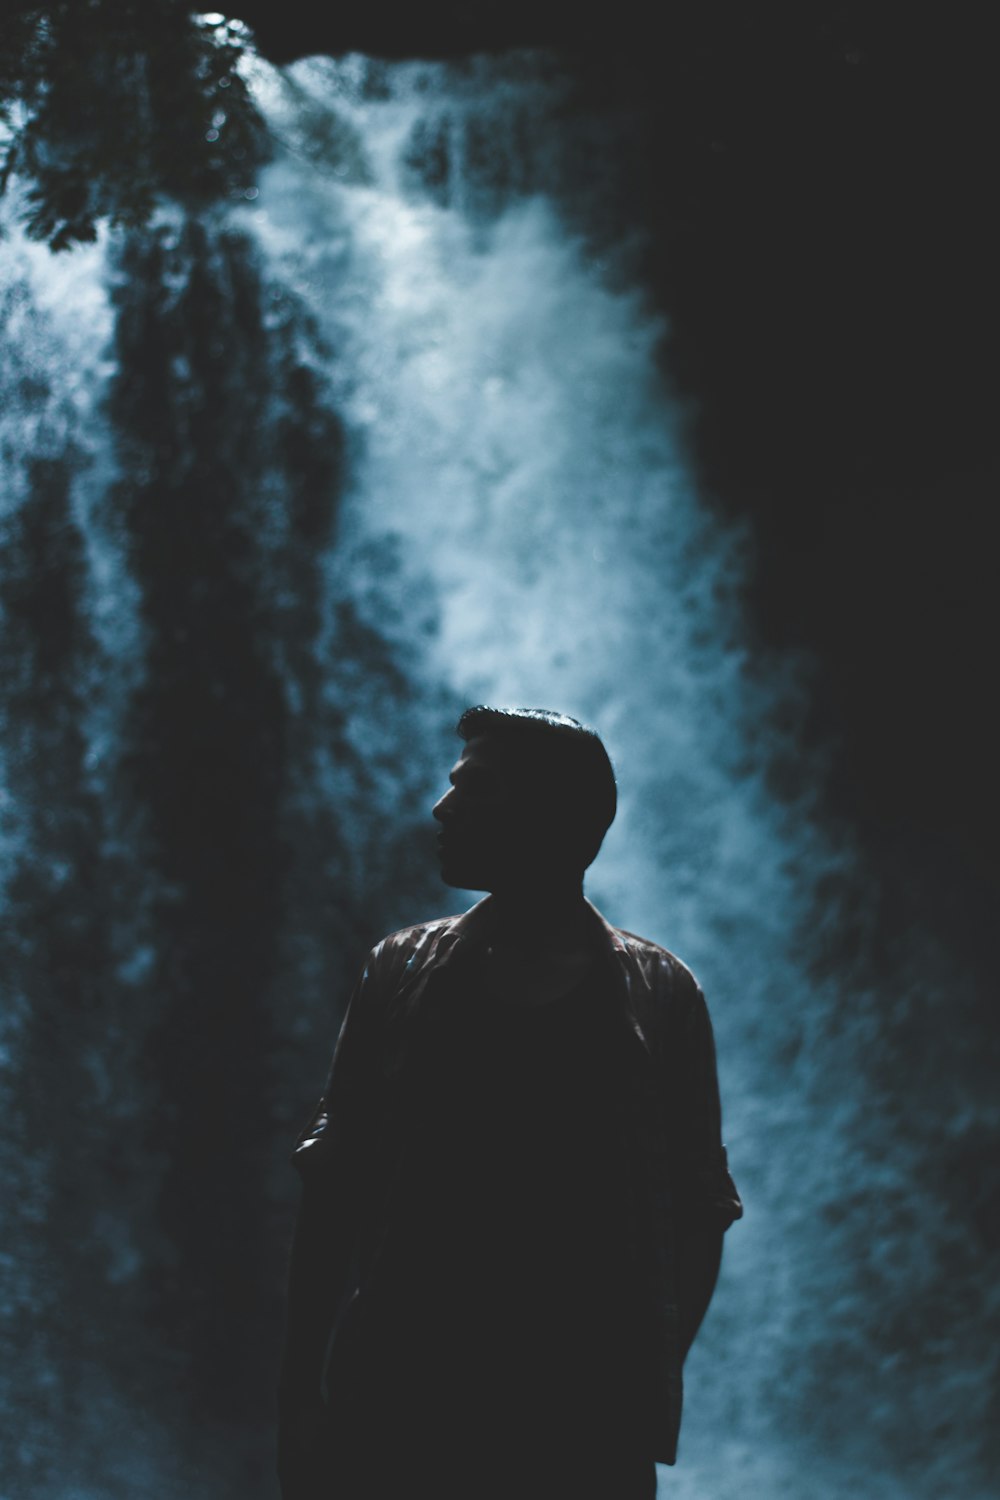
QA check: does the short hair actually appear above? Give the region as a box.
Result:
[456,705,617,869]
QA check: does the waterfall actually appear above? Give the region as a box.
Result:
[0,43,993,1500]
[241,52,969,1497]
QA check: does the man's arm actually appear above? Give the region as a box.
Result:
[668,963,742,1360]
[675,1223,724,1360]
[277,946,384,1495]
[277,1177,354,1408]
[276,1181,355,1500]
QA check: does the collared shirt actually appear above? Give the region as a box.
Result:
[292,896,742,1464]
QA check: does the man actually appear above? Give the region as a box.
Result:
[278,706,742,1500]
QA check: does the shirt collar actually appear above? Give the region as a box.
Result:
[432,894,647,1053]
[446,893,629,959]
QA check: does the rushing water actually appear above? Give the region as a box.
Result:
[1,45,994,1500]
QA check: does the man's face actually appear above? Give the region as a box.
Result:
[432,736,537,890]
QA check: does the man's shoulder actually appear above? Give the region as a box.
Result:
[608,921,705,1005]
[377,912,462,952]
[363,912,464,980]
[366,907,705,1013]
[350,912,473,1019]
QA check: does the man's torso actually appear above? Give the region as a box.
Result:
[296,897,742,1468]
[358,950,643,1442]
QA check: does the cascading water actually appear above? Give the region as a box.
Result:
[1,40,994,1500]
[244,52,996,1498]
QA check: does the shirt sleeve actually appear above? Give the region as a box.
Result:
[291,940,386,1187]
[668,964,743,1231]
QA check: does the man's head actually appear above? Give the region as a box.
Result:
[432,706,617,891]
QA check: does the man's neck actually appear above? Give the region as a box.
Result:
[482,879,590,953]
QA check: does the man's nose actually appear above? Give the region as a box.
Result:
[432,790,452,823]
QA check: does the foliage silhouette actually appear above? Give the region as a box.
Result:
[1,2,268,249]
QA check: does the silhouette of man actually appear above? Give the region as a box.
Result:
[278,707,741,1500]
